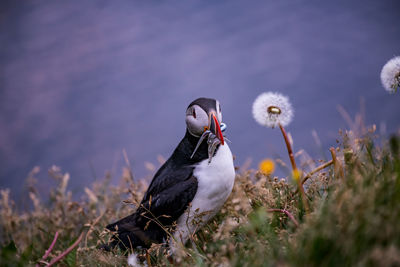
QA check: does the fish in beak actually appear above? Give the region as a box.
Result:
[209,113,225,145]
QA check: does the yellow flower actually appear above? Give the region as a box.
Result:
[259,159,275,175]
[292,169,302,182]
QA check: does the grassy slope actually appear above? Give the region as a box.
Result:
[1,128,400,266]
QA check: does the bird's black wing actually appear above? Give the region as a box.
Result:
[105,164,198,249]
[142,161,194,201]
[136,164,198,227]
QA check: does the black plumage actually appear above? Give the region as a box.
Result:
[104,100,220,251]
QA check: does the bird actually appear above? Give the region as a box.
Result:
[103,97,235,253]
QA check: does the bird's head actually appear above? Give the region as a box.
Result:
[185,97,227,162]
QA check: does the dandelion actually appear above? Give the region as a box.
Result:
[252,92,293,128]
[253,92,308,212]
[259,159,275,175]
[380,56,400,93]
[127,253,138,266]
[128,253,147,267]
[252,92,296,171]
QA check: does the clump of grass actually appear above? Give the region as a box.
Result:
[0,166,146,266]
[1,124,400,266]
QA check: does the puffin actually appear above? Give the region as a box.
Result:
[104,97,235,252]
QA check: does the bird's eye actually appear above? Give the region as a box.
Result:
[192,108,196,118]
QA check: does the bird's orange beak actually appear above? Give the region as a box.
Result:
[209,113,224,145]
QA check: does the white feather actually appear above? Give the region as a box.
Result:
[172,143,235,247]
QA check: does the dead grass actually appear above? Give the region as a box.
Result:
[1,125,400,266]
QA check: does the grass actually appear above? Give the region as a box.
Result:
[1,124,400,266]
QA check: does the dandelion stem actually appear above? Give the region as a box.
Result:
[267,208,299,227]
[47,232,84,267]
[278,123,297,171]
[278,123,309,212]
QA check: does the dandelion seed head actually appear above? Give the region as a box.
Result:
[128,253,146,267]
[380,56,400,93]
[252,92,294,128]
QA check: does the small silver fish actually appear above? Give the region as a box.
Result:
[190,123,228,163]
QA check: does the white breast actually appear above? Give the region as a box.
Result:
[172,143,235,247]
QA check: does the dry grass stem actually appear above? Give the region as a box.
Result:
[35,231,59,267]
[85,211,105,247]
[330,147,344,179]
[47,232,84,267]
[267,209,299,227]
[301,160,334,185]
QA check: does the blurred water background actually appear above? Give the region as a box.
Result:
[1,0,399,201]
